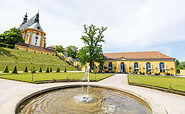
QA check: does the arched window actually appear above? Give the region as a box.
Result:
[146,62,151,72]
[134,62,139,71]
[159,62,165,73]
[108,62,113,71]
[99,62,104,70]
[91,63,95,70]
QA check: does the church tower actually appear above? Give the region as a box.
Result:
[20,12,46,48]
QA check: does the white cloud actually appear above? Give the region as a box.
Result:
[1,0,185,60]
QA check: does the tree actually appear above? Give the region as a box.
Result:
[81,24,107,70]
[175,60,180,67]
[66,45,78,59]
[55,45,65,53]
[0,27,24,45]
[77,46,89,65]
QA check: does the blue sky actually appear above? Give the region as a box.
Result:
[0,0,185,61]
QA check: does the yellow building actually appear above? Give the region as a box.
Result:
[87,51,176,75]
[20,12,46,47]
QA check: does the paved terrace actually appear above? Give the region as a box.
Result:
[0,74,184,114]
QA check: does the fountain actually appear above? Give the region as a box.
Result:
[75,66,93,103]
[16,66,152,114]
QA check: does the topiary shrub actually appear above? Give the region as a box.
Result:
[64,68,67,72]
[3,65,9,73]
[56,68,60,72]
[12,66,18,74]
[38,67,42,72]
[46,67,49,73]
[23,66,28,72]
[176,69,180,73]
[50,68,52,72]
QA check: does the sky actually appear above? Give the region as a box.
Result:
[0,0,185,61]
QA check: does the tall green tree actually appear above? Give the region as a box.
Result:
[55,45,65,53]
[66,45,78,59]
[81,24,107,70]
[175,60,180,67]
[77,46,89,65]
[0,27,24,45]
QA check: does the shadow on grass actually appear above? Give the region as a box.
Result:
[0,47,17,59]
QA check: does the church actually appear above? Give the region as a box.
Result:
[15,12,56,55]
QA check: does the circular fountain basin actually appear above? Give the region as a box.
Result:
[16,85,152,114]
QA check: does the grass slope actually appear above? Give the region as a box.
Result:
[0,72,113,82]
[128,74,185,92]
[0,47,77,71]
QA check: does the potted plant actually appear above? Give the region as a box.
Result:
[129,67,132,74]
[170,67,174,76]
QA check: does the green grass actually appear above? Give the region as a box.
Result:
[0,47,77,71]
[128,74,185,92]
[0,72,114,83]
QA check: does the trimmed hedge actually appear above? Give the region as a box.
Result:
[64,68,67,72]
[23,66,28,72]
[3,65,9,73]
[46,67,49,73]
[12,66,18,73]
[50,68,52,72]
[56,68,60,72]
[38,67,42,72]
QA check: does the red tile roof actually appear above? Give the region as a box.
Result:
[103,51,175,60]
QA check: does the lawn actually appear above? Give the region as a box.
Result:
[0,72,114,83]
[128,74,185,92]
[0,47,77,71]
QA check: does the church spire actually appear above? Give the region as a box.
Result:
[22,12,28,24]
[35,11,39,23]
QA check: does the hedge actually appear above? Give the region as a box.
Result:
[23,66,28,72]
[0,43,14,49]
[3,66,9,73]
[12,66,18,73]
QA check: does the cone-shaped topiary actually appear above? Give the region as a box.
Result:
[12,66,18,74]
[46,67,49,73]
[38,67,42,72]
[3,66,9,73]
[56,68,60,72]
[64,68,67,72]
[23,66,28,72]
[50,68,52,72]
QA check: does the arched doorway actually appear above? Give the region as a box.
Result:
[108,62,113,71]
[120,62,125,72]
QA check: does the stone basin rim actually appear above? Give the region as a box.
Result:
[1,84,167,114]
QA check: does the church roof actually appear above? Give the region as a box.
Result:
[103,51,175,60]
[28,22,43,31]
[20,12,44,32]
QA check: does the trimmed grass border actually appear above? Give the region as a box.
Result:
[0,72,114,84]
[128,74,185,96]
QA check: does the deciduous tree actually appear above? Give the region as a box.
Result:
[81,24,107,70]
[0,27,24,45]
[66,45,78,59]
